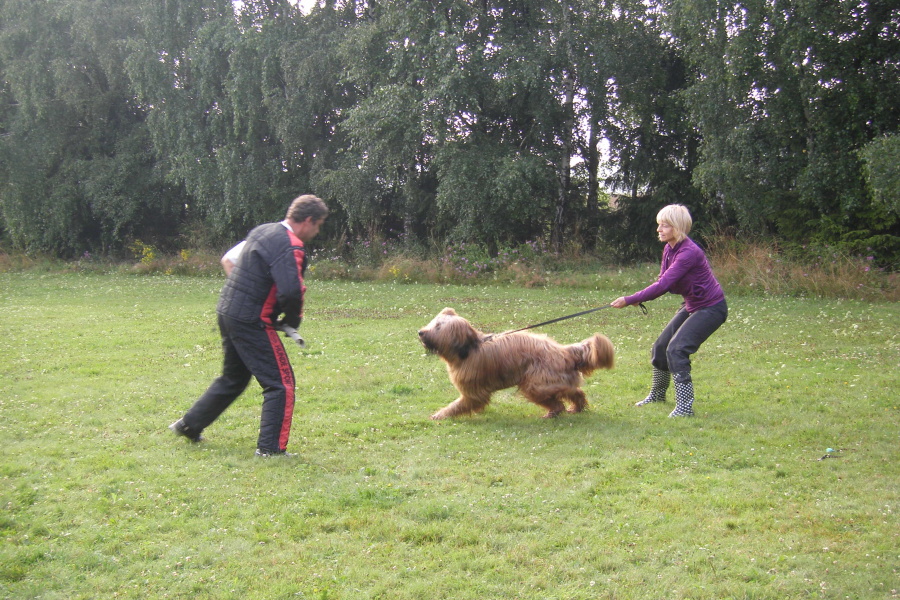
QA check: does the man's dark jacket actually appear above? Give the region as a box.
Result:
[217,222,307,329]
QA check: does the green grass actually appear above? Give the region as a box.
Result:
[1,271,898,599]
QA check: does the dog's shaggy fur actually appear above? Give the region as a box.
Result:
[419,307,615,419]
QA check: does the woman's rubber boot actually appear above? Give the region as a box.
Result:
[635,367,670,406]
[669,373,695,417]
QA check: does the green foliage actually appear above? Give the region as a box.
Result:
[124,0,306,244]
[1,273,899,598]
[667,0,900,255]
[860,134,900,216]
[437,239,553,280]
[128,239,157,265]
[0,0,183,256]
[435,141,554,246]
[0,0,897,270]
[326,0,571,246]
[596,196,668,263]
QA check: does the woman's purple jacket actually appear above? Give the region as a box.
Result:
[624,237,725,313]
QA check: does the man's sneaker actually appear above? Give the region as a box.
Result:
[169,419,204,442]
[255,448,297,458]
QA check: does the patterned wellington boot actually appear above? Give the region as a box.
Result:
[669,373,695,417]
[635,367,670,406]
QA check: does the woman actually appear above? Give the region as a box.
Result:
[611,204,727,417]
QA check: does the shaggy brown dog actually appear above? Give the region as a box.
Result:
[419,307,614,419]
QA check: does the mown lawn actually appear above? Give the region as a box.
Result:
[0,271,897,599]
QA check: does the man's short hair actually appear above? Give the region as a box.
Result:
[286,194,329,223]
[656,204,692,242]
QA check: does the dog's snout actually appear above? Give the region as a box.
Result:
[418,330,424,337]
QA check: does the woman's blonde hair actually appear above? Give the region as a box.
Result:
[656,204,692,242]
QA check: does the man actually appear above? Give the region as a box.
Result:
[220,240,245,277]
[170,194,328,456]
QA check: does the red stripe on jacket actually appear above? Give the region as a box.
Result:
[258,228,306,326]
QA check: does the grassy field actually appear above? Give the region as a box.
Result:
[0,271,897,599]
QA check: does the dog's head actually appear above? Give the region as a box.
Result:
[418,307,481,362]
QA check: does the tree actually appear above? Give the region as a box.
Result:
[665,0,900,260]
[0,0,183,255]
[320,0,572,248]
[571,0,710,260]
[861,134,900,217]
[2,0,896,264]
[275,1,361,242]
[125,0,309,246]
[311,0,434,242]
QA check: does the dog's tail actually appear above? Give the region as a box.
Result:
[573,333,615,376]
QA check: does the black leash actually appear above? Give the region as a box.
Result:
[484,302,647,341]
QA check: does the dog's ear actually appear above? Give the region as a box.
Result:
[453,325,480,360]
[441,307,457,316]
